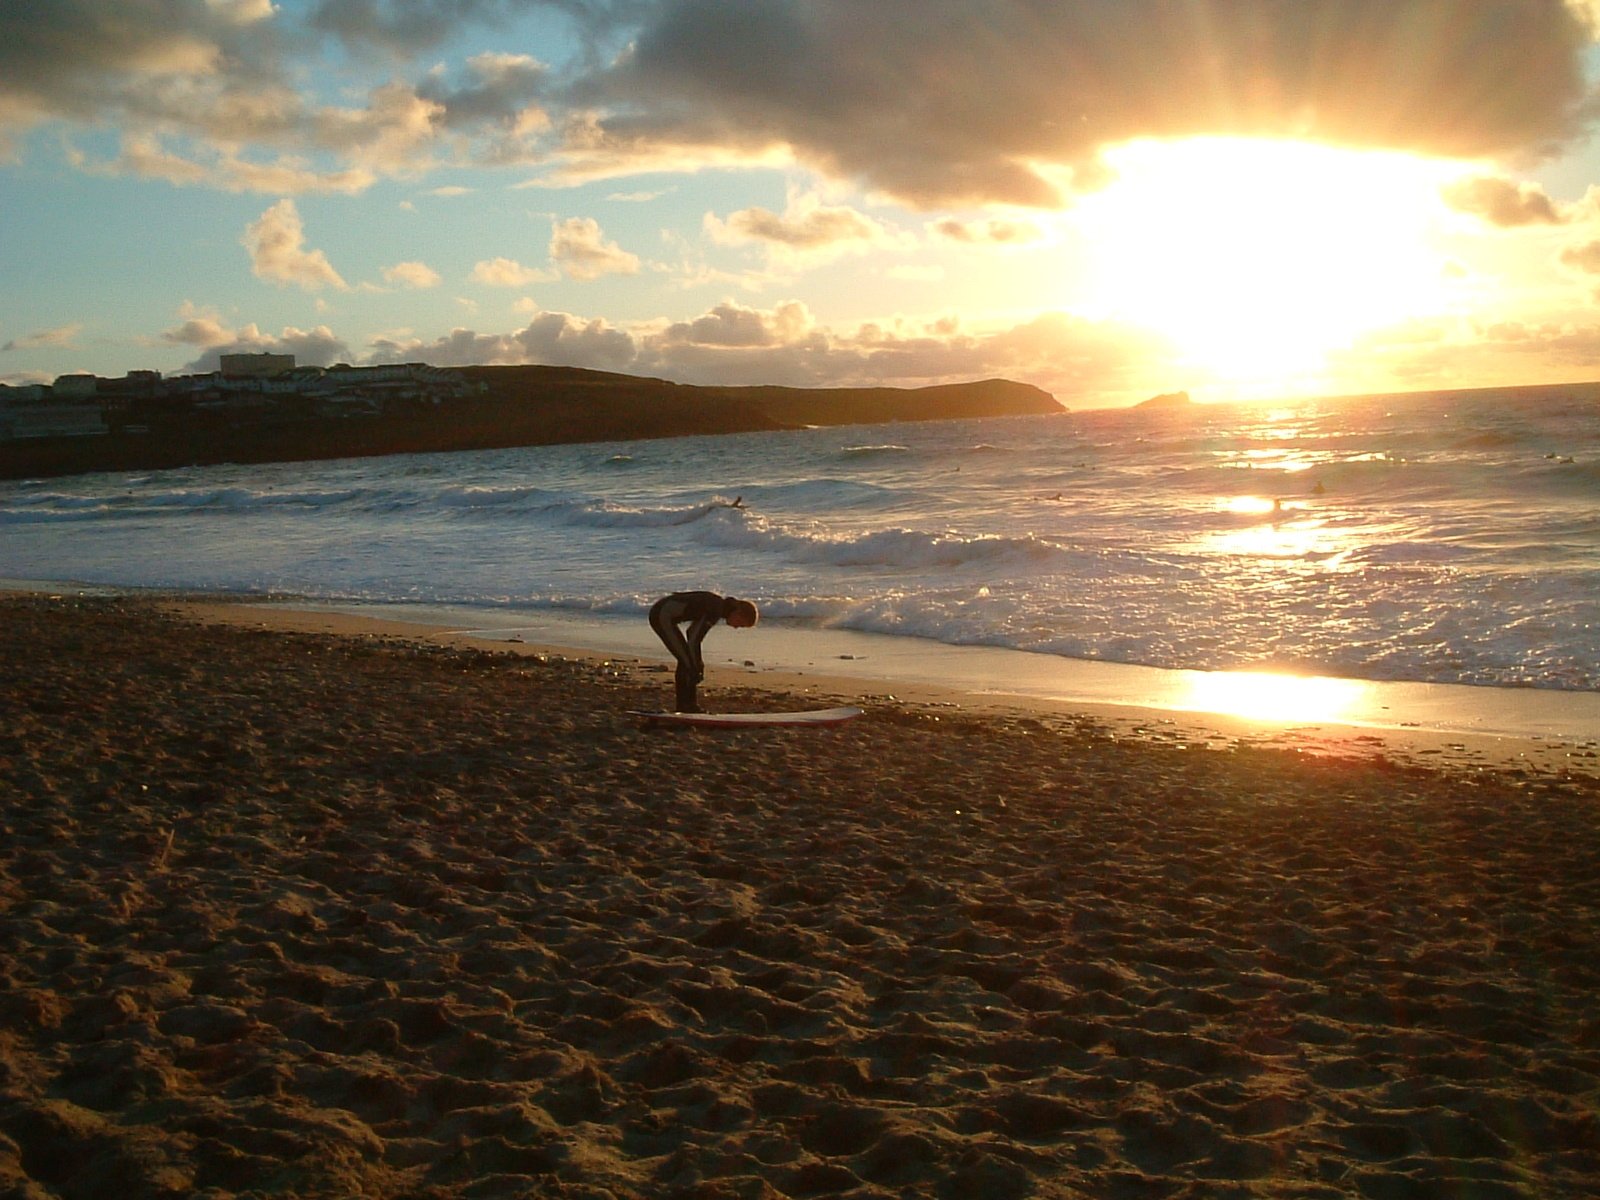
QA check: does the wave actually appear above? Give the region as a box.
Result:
[0,484,382,522]
[752,478,901,508]
[840,444,912,458]
[688,513,1073,573]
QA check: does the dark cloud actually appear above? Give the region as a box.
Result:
[418,52,549,130]
[659,300,797,347]
[10,0,1595,214]
[367,310,639,368]
[583,0,1599,207]
[0,0,559,176]
[11,2,1593,206]
[0,1,280,133]
[307,0,517,56]
[308,0,649,58]
[1442,176,1568,226]
[516,310,637,366]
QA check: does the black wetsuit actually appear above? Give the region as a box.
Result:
[649,591,727,711]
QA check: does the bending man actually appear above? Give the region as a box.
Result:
[648,591,759,712]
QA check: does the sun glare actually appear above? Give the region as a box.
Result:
[1181,670,1369,725]
[1076,138,1462,395]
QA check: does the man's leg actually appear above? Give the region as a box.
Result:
[674,662,699,712]
[651,605,700,711]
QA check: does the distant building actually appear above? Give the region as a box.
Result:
[221,352,296,378]
[52,374,100,397]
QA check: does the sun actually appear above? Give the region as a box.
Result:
[1073,137,1464,395]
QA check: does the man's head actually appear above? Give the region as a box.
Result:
[724,598,759,628]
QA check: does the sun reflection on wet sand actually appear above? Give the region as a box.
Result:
[1179,670,1371,724]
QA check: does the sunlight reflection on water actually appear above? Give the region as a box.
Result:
[1181,670,1371,724]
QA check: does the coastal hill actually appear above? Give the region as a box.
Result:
[1136,389,1192,410]
[0,365,1062,480]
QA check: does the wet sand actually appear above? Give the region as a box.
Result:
[3,591,1599,1198]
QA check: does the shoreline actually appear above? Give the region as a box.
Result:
[5,588,1600,1198]
[8,578,1599,779]
[156,591,1600,781]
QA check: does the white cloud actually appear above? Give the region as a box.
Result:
[242,199,348,291]
[470,257,557,287]
[2,322,83,352]
[549,216,641,280]
[159,304,236,347]
[383,261,442,289]
[205,0,276,25]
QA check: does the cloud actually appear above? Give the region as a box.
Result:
[383,260,442,288]
[1333,314,1600,390]
[242,198,348,290]
[2,322,83,352]
[1559,239,1600,273]
[0,4,545,188]
[658,300,815,349]
[516,309,638,368]
[170,319,353,372]
[160,305,237,347]
[416,51,550,163]
[10,2,1598,207]
[887,264,946,282]
[469,257,557,286]
[80,134,378,195]
[1442,176,1568,226]
[607,187,672,202]
[549,216,641,280]
[931,217,1047,245]
[578,0,1600,207]
[706,194,897,267]
[365,308,638,370]
[344,293,1158,398]
[207,0,276,23]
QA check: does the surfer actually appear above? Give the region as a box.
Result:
[648,591,759,712]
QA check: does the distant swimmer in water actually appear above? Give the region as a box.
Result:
[648,591,759,712]
[714,495,745,509]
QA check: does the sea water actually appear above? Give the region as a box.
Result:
[3,385,1598,694]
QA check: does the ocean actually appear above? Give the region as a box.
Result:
[4,385,1598,699]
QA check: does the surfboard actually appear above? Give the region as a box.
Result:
[630,705,864,728]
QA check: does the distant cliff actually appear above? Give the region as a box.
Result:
[1137,390,1193,410]
[0,367,1063,480]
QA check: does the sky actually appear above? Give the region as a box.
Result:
[6,0,1600,408]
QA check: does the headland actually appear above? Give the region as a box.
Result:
[0,364,1062,480]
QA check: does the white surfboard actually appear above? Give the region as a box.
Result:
[631,705,864,728]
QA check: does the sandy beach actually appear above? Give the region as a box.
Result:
[4,591,1600,1199]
